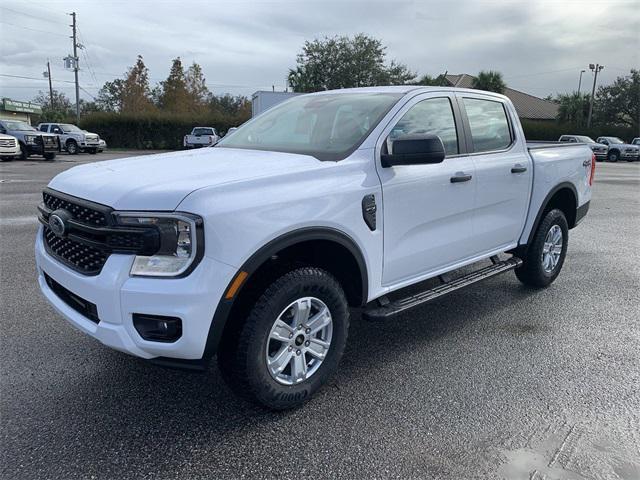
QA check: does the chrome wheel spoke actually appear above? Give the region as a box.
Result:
[291,351,307,381]
[293,299,311,326]
[307,338,329,359]
[270,320,294,342]
[268,347,293,375]
[307,306,331,335]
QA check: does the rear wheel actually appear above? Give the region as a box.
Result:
[217,267,349,410]
[515,209,568,288]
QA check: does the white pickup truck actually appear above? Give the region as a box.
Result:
[35,87,594,409]
[183,127,219,148]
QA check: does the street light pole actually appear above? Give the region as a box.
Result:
[577,69,585,93]
[587,63,604,128]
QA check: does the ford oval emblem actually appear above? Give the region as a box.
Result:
[49,213,67,237]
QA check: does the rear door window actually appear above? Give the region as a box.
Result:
[462,98,512,152]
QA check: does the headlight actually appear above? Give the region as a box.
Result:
[114,212,204,277]
[24,135,37,145]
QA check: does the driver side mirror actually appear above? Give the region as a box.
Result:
[381,134,446,168]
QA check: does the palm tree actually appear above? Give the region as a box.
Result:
[472,70,507,94]
[556,92,590,126]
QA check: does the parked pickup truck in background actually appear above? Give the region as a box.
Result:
[595,136,639,162]
[559,135,608,161]
[184,127,219,148]
[632,137,640,146]
[0,120,58,160]
[35,87,594,409]
[0,133,21,161]
[38,123,101,155]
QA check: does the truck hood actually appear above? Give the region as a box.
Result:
[48,147,326,211]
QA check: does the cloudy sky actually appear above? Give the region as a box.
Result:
[0,0,638,104]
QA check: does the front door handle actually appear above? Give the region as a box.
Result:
[450,173,472,183]
[511,164,527,173]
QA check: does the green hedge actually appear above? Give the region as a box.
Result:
[521,120,637,143]
[78,112,250,150]
[78,113,637,150]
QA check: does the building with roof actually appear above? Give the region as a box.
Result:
[444,74,558,121]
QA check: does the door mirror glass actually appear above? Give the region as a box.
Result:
[382,134,445,167]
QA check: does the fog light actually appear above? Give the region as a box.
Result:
[133,314,182,342]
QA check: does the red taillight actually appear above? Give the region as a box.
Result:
[589,153,596,186]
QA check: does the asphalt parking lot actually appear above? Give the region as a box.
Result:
[1,152,639,480]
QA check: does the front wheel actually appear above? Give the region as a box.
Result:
[66,140,78,155]
[515,209,568,288]
[217,267,349,410]
[19,143,28,160]
[43,152,56,161]
[608,151,619,162]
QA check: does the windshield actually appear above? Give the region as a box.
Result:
[1,120,36,131]
[59,124,82,132]
[606,137,624,144]
[576,136,595,143]
[193,128,215,136]
[216,92,403,161]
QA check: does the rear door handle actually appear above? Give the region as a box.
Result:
[450,173,472,183]
[511,164,527,173]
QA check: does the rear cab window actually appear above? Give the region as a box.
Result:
[39,125,49,132]
[462,97,513,153]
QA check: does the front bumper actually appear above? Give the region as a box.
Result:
[35,226,236,360]
[620,151,639,160]
[0,147,21,158]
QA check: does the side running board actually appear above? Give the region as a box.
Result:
[363,257,523,321]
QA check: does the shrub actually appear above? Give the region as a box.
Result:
[78,111,249,149]
[521,120,637,143]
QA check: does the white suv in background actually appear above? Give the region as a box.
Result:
[38,123,101,155]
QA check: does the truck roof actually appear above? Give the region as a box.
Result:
[304,85,510,101]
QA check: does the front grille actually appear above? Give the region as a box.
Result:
[44,226,109,274]
[0,138,17,148]
[44,272,100,323]
[43,136,57,146]
[85,135,99,142]
[40,189,160,276]
[43,191,108,226]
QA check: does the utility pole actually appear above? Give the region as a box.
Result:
[587,63,604,128]
[43,61,54,109]
[70,12,80,123]
[577,69,585,93]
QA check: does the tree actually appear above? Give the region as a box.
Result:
[593,69,640,132]
[555,92,590,126]
[120,55,155,114]
[185,62,210,113]
[32,89,73,121]
[411,73,448,86]
[158,57,191,114]
[472,70,507,94]
[96,79,124,112]
[209,94,251,117]
[288,34,416,92]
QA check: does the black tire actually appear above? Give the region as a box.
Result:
[515,209,568,288]
[19,143,28,160]
[217,267,349,410]
[66,140,78,155]
[43,152,56,161]
[608,150,619,162]
[88,148,98,154]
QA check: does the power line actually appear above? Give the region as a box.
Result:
[0,20,68,37]
[0,5,64,24]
